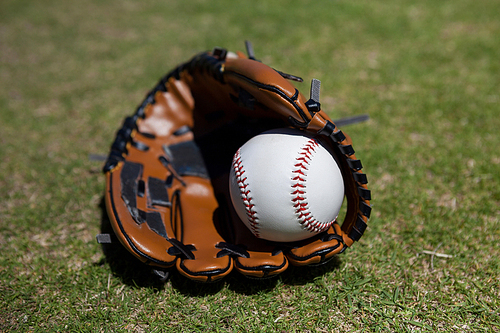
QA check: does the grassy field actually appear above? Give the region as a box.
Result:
[1,0,499,331]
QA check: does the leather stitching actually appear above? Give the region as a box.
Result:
[291,138,334,233]
[232,148,260,237]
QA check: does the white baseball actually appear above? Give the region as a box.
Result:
[229,128,345,242]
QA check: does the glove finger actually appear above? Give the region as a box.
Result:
[172,176,234,283]
[234,251,289,279]
[232,222,289,279]
[215,192,289,279]
[285,222,346,266]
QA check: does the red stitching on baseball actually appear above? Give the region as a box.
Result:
[232,148,260,237]
[291,138,335,233]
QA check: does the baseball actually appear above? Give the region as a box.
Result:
[229,128,345,242]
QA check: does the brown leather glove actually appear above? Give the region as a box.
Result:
[100,44,371,282]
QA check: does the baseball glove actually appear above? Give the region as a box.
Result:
[100,42,371,282]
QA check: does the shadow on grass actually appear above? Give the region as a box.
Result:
[168,257,342,297]
[223,256,342,296]
[97,197,342,296]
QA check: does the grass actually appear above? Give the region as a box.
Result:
[1,0,499,331]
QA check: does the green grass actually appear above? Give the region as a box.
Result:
[1,0,499,331]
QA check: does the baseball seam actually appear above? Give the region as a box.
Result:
[232,148,261,237]
[291,138,334,233]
